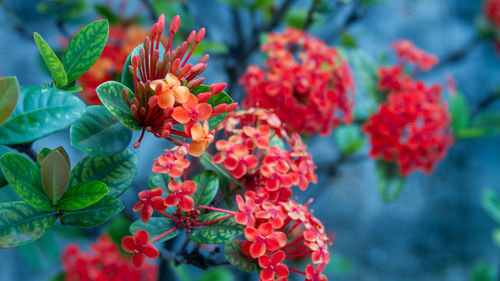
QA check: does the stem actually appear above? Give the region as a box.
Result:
[285,250,313,259]
[150,226,177,243]
[288,267,306,275]
[198,206,236,215]
[281,236,304,251]
[195,213,235,226]
[159,210,178,222]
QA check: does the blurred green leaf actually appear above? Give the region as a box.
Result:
[449,92,470,134]
[340,32,357,49]
[471,263,496,281]
[105,214,131,246]
[94,4,119,24]
[375,160,406,203]
[493,228,500,247]
[334,125,364,155]
[284,8,308,28]
[482,189,500,224]
[199,268,234,281]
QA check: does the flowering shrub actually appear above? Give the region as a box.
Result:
[363,40,453,175]
[240,27,355,136]
[63,235,158,281]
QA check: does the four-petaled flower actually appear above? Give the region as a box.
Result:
[243,222,286,258]
[133,187,167,222]
[257,251,289,281]
[172,93,212,126]
[235,194,257,226]
[150,73,190,108]
[152,144,190,178]
[188,121,214,157]
[122,230,159,268]
[164,180,197,211]
[305,264,327,281]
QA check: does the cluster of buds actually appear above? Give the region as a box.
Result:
[213,108,318,202]
[63,235,158,281]
[391,40,438,71]
[120,14,236,155]
[240,27,355,136]
[78,25,147,105]
[363,40,453,175]
[234,193,331,281]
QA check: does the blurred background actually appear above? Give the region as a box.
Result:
[1,0,500,281]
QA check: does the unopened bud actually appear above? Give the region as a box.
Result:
[210,82,226,95]
[197,92,212,103]
[170,15,181,33]
[195,28,206,43]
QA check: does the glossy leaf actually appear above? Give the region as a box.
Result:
[57,180,108,211]
[96,81,141,130]
[61,19,109,83]
[70,105,132,156]
[69,149,138,198]
[0,152,53,211]
[375,160,406,203]
[148,172,172,190]
[189,212,243,244]
[61,196,123,227]
[192,170,219,207]
[0,77,20,126]
[0,201,56,248]
[41,149,70,205]
[191,85,234,131]
[0,86,86,145]
[0,145,9,188]
[130,217,179,243]
[200,152,242,193]
[224,240,256,273]
[33,32,68,88]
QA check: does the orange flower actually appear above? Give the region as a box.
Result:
[150,73,190,108]
[172,93,212,124]
[188,121,214,157]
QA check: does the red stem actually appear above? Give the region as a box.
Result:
[159,210,178,222]
[285,221,301,236]
[285,250,313,260]
[288,267,306,275]
[198,206,236,215]
[281,236,304,251]
[195,213,234,226]
[149,226,177,243]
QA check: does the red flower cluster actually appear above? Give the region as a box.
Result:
[78,26,147,105]
[392,40,438,71]
[118,14,237,154]
[62,235,157,281]
[213,108,317,202]
[364,40,453,175]
[484,0,500,28]
[240,27,355,136]
[235,193,331,281]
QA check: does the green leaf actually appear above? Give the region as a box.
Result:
[61,195,123,226]
[0,145,9,188]
[199,152,242,194]
[493,228,500,247]
[189,212,243,244]
[41,149,71,205]
[481,189,500,224]
[0,77,20,126]
[57,180,108,211]
[334,125,364,155]
[130,217,179,243]
[449,93,470,133]
[193,41,229,55]
[469,112,500,137]
[0,201,56,248]
[375,160,406,203]
[48,273,65,281]
[105,214,131,245]
[61,19,109,83]
[224,240,255,273]
[96,81,141,130]
[0,86,86,145]
[0,153,53,211]
[70,105,132,156]
[192,170,219,207]
[199,268,234,281]
[191,85,234,131]
[284,8,308,28]
[69,149,138,198]
[471,263,496,281]
[148,172,172,190]
[340,32,357,49]
[94,4,119,25]
[33,32,68,88]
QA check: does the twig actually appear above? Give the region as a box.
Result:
[303,0,320,31]
[472,90,500,117]
[436,36,483,70]
[8,143,37,162]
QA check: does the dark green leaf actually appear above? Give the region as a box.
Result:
[69,149,138,198]
[62,19,109,83]
[482,189,500,224]
[191,85,234,131]
[0,77,20,126]
[0,86,86,145]
[0,201,56,248]
[96,81,141,130]
[70,105,132,156]
[449,93,470,133]
[33,32,68,88]
[41,149,70,205]
[189,212,243,244]
[61,195,123,226]
[57,180,108,211]
[0,145,9,188]
[192,170,219,207]
[130,217,179,243]
[375,160,406,203]
[0,153,53,211]
[224,240,255,273]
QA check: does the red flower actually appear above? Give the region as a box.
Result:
[152,144,190,178]
[212,137,258,178]
[258,251,289,281]
[392,39,438,71]
[122,230,159,269]
[243,222,287,258]
[133,187,167,222]
[305,264,327,281]
[234,194,257,226]
[172,93,212,125]
[164,180,197,211]
[484,0,500,28]
[255,202,287,229]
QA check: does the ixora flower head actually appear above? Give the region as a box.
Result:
[364,40,453,175]
[63,235,157,281]
[96,14,237,156]
[240,27,355,136]
[213,108,318,201]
